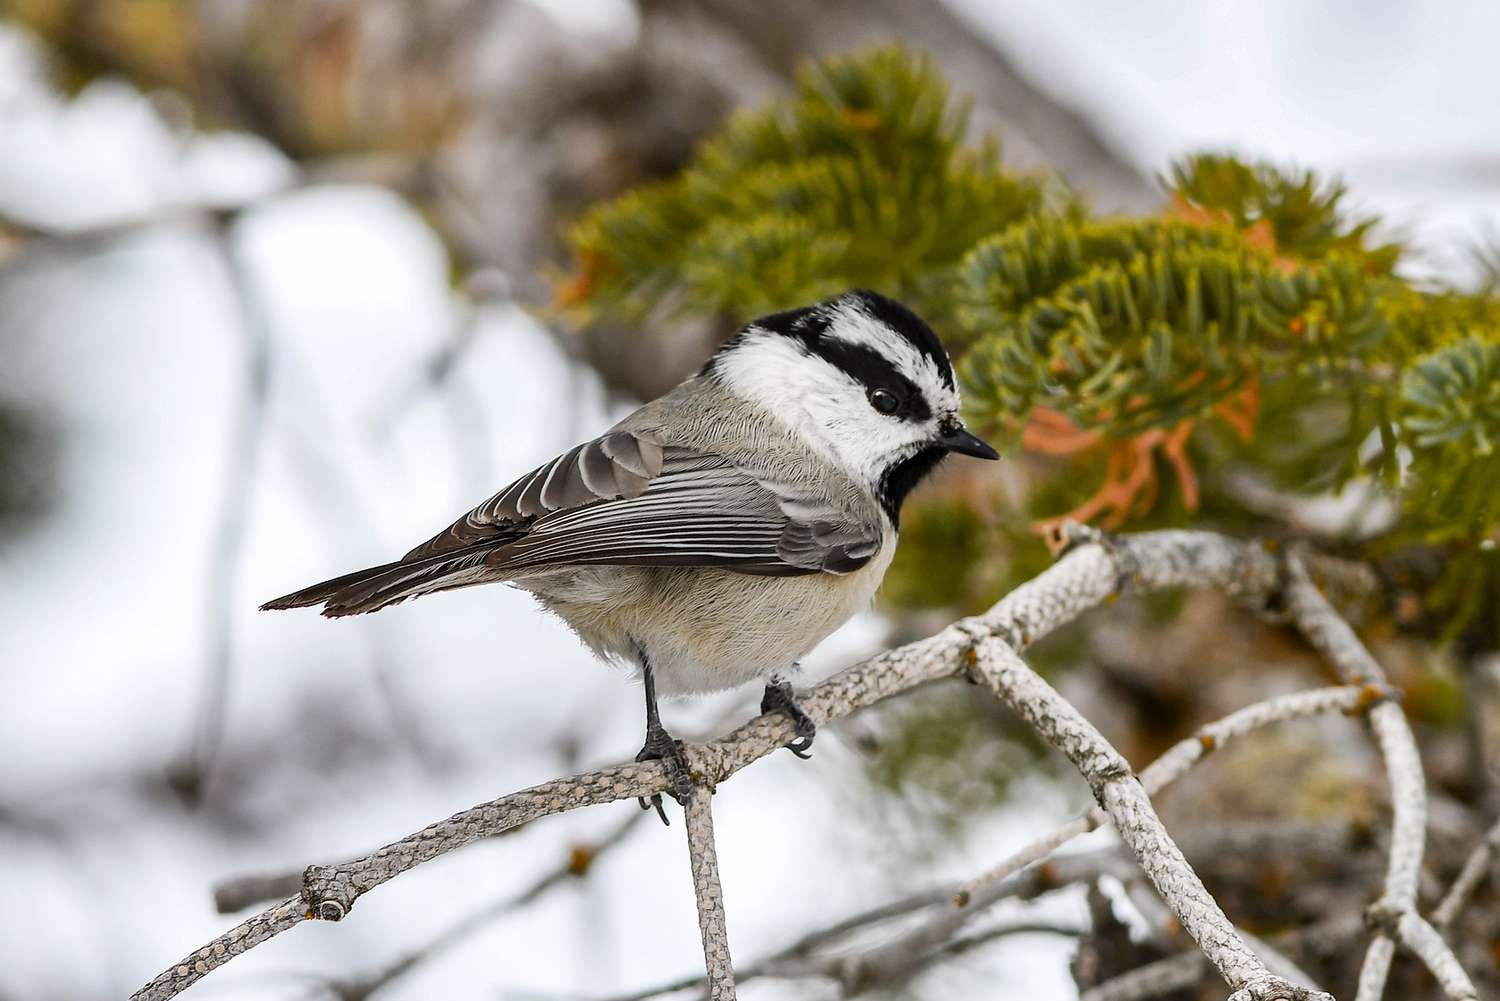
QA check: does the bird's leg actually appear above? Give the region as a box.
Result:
[634,653,692,825]
[761,672,816,759]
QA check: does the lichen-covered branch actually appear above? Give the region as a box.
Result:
[1282,551,1475,1001]
[975,637,1327,1001]
[326,810,649,1001]
[957,685,1367,904]
[1081,916,1364,1001]
[130,528,1434,1001]
[684,790,735,999]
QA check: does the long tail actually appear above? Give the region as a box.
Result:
[260,546,505,617]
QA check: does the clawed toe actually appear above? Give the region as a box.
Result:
[761,679,817,758]
[636,724,693,825]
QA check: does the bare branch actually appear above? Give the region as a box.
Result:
[214,872,303,916]
[327,810,650,1000]
[1077,933,1326,1001]
[601,848,1140,1000]
[134,897,306,1001]
[1082,916,1364,1001]
[684,790,735,999]
[1283,551,1476,1001]
[133,613,968,999]
[957,685,1367,905]
[976,636,1327,1001]
[1079,951,1206,1001]
[130,529,1422,1001]
[1381,911,1480,1001]
[1431,817,1500,929]
[168,224,275,801]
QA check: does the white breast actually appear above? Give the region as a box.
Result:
[522,526,897,696]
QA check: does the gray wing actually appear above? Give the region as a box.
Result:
[405,430,665,559]
[409,429,880,576]
[495,450,881,576]
[263,429,880,617]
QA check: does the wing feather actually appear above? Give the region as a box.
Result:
[404,430,666,559]
[488,448,879,576]
[265,430,883,616]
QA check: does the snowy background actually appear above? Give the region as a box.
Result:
[3,3,1499,999]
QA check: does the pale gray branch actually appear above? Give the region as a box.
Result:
[1283,551,1475,1001]
[976,636,1327,1001]
[130,529,1417,1001]
[737,687,1359,994]
[1431,817,1500,929]
[1082,916,1365,1001]
[1079,951,1205,1001]
[1079,931,1329,1001]
[214,871,303,915]
[957,685,1367,904]
[1384,912,1480,1001]
[684,790,735,1000]
[326,810,649,1001]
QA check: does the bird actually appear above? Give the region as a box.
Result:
[262,288,998,821]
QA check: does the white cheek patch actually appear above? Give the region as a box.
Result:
[716,335,933,482]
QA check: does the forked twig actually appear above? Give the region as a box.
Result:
[129,529,1462,1001]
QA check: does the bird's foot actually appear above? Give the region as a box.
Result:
[761,679,817,759]
[635,723,693,825]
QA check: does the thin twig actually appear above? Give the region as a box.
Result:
[215,871,304,915]
[1431,816,1500,929]
[1283,550,1476,1001]
[956,685,1366,904]
[210,706,752,915]
[684,790,735,1000]
[126,529,1376,1001]
[1081,915,1365,1001]
[326,809,649,1000]
[834,687,1363,993]
[975,637,1325,1001]
[597,849,1141,1001]
[1079,951,1205,1001]
[169,223,275,800]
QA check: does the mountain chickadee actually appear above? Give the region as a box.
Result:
[263,288,998,819]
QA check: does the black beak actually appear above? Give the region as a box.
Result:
[937,424,1000,460]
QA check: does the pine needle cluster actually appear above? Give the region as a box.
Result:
[562,45,1500,645]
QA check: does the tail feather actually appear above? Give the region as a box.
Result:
[260,546,504,617]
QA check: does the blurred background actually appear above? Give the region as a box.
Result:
[4,2,1500,999]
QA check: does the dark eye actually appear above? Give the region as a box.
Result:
[868,388,900,415]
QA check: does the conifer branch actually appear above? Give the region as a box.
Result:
[563,44,1500,644]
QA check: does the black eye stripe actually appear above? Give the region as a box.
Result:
[798,337,932,422]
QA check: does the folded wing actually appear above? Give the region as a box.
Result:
[261,431,880,617]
